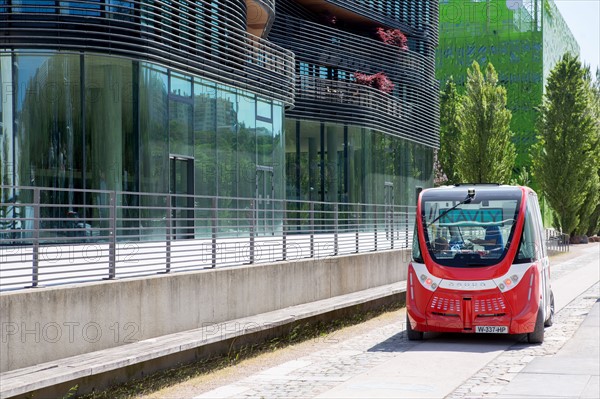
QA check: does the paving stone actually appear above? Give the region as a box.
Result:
[447,283,599,399]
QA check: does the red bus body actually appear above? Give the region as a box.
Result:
[406,185,553,342]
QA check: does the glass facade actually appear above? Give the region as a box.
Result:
[285,120,433,206]
[0,51,285,238]
[1,1,438,242]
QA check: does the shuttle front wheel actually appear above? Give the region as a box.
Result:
[544,291,555,327]
[406,314,424,341]
[527,308,545,344]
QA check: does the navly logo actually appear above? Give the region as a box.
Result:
[448,281,487,288]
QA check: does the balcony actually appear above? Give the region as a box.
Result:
[292,76,439,148]
[246,0,276,37]
[297,76,402,118]
[293,0,438,44]
[270,14,432,83]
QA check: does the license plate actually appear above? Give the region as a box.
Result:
[476,326,508,334]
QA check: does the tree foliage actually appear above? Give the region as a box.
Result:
[438,77,462,184]
[532,54,600,236]
[455,61,516,184]
[585,68,600,236]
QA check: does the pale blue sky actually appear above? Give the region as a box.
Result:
[554,0,600,76]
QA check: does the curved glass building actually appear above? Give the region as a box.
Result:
[0,1,438,240]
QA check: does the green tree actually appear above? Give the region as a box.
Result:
[585,68,600,236]
[456,61,516,183]
[532,54,600,236]
[438,77,462,184]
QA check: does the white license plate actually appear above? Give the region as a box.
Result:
[476,326,508,334]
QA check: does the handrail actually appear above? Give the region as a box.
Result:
[0,185,416,291]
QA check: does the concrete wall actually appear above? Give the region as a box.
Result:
[0,249,411,372]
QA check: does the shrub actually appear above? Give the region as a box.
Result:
[353,72,395,94]
[376,27,408,51]
[353,72,376,86]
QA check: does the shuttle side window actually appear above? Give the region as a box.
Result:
[412,223,424,263]
[517,203,538,263]
[530,195,547,258]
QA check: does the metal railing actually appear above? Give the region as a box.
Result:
[0,186,416,291]
[545,229,570,253]
[297,76,403,119]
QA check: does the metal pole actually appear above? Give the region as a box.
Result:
[166,194,172,272]
[249,200,255,264]
[405,206,409,248]
[310,202,314,258]
[31,188,40,288]
[334,203,338,256]
[390,205,394,250]
[355,207,359,253]
[108,191,116,279]
[212,197,217,268]
[282,201,287,261]
[374,205,378,251]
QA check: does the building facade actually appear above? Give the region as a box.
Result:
[271,0,438,207]
[0,1,438,240]
[437,0,579,168]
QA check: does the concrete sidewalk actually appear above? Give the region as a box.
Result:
[497,301,600,399]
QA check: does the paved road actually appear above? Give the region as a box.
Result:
[147,243,600,399]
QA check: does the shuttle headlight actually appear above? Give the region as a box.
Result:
[412,263,441,292]
[494,264,531,292]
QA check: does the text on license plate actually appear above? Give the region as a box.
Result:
[476,326,508,334]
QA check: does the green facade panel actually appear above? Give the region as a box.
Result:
[437,0,579,168]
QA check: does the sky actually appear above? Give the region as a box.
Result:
[554,0,600,76]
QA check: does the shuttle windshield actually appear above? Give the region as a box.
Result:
[420,188,521,267]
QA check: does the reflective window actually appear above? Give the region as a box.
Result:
[0,54,14,201]
[238,92,256,199]
[107,0,134,21]
[13,1,56,13]
[272,103,284,203]
[193,79,216,235]
[84,55,136,228]
[59,1,102,16]
[14,52,83,226]
[170,72,192,98]
[139,63,168,195]
[347,126,366,204]
[216,86,237,198]
[257,120,273,168]
[169,100,193,157]
[256,99,272,121]
[286,120,434,207]
[324,123,344,203]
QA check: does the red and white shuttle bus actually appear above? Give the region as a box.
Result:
[407,184,553,343]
